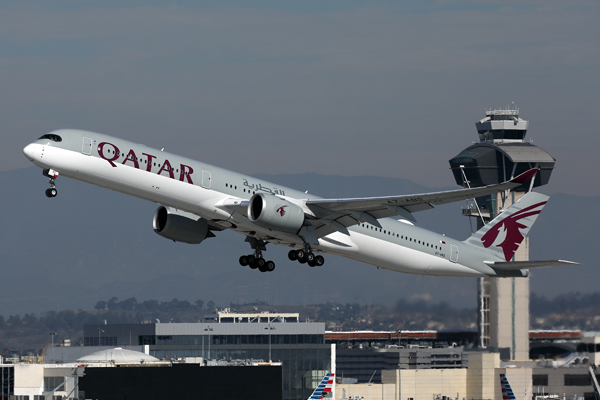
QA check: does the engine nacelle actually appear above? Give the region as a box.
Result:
[153,206,211,244]
[248,193,305,233]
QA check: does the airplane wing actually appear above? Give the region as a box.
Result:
[304,168,539,234]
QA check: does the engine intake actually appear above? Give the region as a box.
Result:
[153,206,211,244]
[248,193,304,233]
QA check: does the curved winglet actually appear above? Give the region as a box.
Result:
[510,168,539,184]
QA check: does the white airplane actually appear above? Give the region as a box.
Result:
[23,129,575,276]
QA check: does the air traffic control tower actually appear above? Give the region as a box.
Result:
[448,106,556,360]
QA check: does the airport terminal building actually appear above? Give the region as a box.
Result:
[77,311,333,400]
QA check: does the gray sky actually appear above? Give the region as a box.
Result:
[3,1,599,195]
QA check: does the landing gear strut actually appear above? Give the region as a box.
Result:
[239,238,275,272]
[43,169,59,198]
[288,244,324,267]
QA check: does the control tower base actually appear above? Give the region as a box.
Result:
[478,192,530,361]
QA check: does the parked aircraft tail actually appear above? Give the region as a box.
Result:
[499,373,517,400]
[464,191,548,262]
[308,372,334,400]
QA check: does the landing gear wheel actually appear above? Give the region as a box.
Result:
[266,261,275,272]
[308,260,317,267]
[239,255,248,266]
[45,188,57,198]
[306,252,315,263]
[258,262,268,273]
[314,255,325,267]
[247,255,256,265]
[296,249,307,263]
[256,258,266,269]
[288,250,298,261]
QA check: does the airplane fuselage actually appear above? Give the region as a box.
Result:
[23,129,517,278]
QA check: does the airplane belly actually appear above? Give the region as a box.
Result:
[345,232,486,277]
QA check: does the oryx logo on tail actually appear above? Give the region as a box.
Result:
[481,201,546,262]
[463,192,550,262]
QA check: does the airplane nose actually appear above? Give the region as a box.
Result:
[23,143,40,161]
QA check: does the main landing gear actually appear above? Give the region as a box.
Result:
[43,169,59,198]
[239,238,275,273]
[288,245,325,268]
[239,254,275,273]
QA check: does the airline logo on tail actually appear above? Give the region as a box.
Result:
[481,201,546,262]
[309,373,334,400]
[500,373,517,400]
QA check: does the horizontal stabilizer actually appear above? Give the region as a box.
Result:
[485,260,579,270]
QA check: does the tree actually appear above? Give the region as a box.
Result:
[8,315,22,327]
[118,297,138,311]
[107,297,119,310]
[206,301,215,312]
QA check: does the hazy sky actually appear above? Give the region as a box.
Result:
[3,0,599,195]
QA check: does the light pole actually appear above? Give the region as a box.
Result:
[97,328,105,347]
[49,332,57,363]
[204,326,213,360]
[265,323,276,362]
[396,328,402,369]
[396,328,402,400]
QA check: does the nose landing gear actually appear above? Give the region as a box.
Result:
[43,169,59,198]
[45,188,57,198]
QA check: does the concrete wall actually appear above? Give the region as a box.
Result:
[399,369,467,400]
[533,366,594,399]
[499,368,532,400]
[467,353,501,400]
[13,364,43,397]
[347,354,534,400]
[337,383,397,400]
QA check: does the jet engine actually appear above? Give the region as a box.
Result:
[248,193,305,233]
[153,206,212,244]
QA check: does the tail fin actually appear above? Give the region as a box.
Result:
[499,374,517,400]
[308,373,334,400]
[464,192,549,262]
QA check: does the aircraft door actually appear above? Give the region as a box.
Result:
[450,244,459,263]
[82,137,92,155]
[201,170,211,189]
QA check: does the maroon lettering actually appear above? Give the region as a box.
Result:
[142,153,156,172]
[180,164,194,184]
[158,159,175,179]
[98,142,120,167]
[122,149,139,169]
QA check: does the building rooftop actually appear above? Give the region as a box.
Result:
[77,347,159,364]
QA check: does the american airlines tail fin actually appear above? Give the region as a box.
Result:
[499,374,517,400]
[464,192,548,262]
[308,373,334,400]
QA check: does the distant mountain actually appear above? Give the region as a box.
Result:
[0,167,592,316]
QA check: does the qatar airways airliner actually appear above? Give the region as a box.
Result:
[23,129,575,276]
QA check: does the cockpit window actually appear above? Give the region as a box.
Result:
[38,134,62,142]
